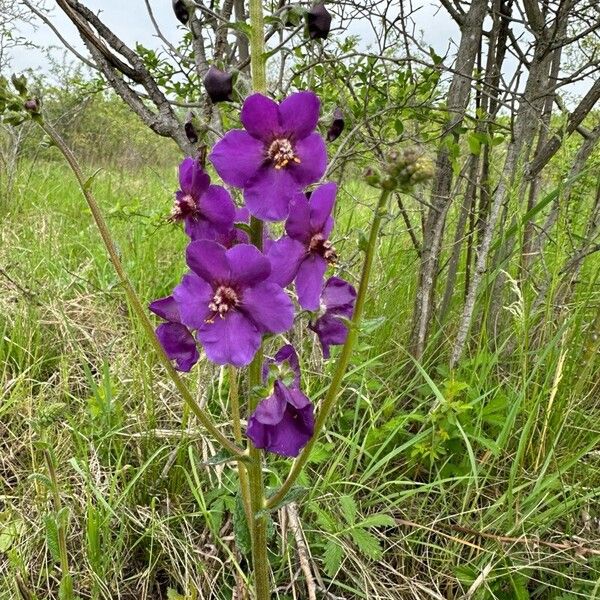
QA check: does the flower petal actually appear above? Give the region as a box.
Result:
[226,243,271,286]
[285,193,312,243]
[184,218,218,241]
[198,310,261,367]
[197,185,236,233]
[172,272,213,330]
[278,91,320,140]
[241,282,294,334]
[155,322,199,372]
[241,93,281,140]
[244,166,297,221]
[149,295,181,323]
[296,254,328,311]
[309,313,349,359]
[186,240,230,283]
[291,133,327,186]
[322,276,357,311]
[266,345,301,388]
[309,182,337,233]
[266,236,305,287]
[209,130,264,188]
[251,383,288,425]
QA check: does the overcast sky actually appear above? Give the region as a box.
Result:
[9,1,460,75]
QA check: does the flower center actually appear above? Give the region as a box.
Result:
[267,138,301,170]
[171,193,198,221]
[309,233,337,264]
[206,285,240,322]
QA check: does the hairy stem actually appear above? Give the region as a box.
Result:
[246,0,270,597]
[267,188,391,509]
[38,120,244,459]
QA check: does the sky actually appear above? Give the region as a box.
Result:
[8,1,460,76]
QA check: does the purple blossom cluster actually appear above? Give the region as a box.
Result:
[151,91,355,457]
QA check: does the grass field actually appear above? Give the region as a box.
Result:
[1,158,600,599]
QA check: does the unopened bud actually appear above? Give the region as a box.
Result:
[364,167,381,187]
[24,98,40,114]
[184,110,198,144]
[11,74,28,96]
[326,107,344,142]
[172,0,189,25]
[203,66,234,103]
[306,3,332,40]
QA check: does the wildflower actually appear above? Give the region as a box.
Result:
[326,107,344,142]
[203,66,234,103]
[149,295,199,372]
[309,277,356,357]
[268,182,337,310]
[306,3,332,40]
[209,91,327,221]
[247,345,314,457]
[173,241,294,367]
[171,157,235,240]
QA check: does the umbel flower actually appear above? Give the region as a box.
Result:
[209,91,327,221]
[268,182,338,310]
[149,295,199,372]
[309,277,356,358]
[171,158,235,241]
[173,241,294,367]
[247,345,314,457]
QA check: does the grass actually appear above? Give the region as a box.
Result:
[1,156,600,599]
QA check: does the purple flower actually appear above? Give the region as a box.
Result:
[171,158,236,241]
[247,381,314,457]
[173,240,294,367]
[309,277,356,358]
[209,91,327,221]
[262,344,301,388]
[149,295,199,372]
[268,182,338,310]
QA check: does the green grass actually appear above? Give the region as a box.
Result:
[1,158,600,599]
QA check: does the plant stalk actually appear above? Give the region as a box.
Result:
[38,120,244,459]
[267,188,391,509]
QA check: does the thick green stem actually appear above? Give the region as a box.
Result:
[39,120,244,459]
[267,189,391,509]
[248,0,266,93]
[245,0,270,596]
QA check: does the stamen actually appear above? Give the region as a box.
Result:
[267,138,300,169]
[205,285,240,323]
[309,233,337,264]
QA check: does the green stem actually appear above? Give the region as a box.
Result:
[267,188,391,509]
[246,0,270,596]
[249,0,266,93]
[229,366,253,531]
[39,120,244,459]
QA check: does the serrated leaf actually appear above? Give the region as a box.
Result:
[233,493,252,556]
[350,527,382,560]
[323,539,344,576]
[339,495,357,526]
[358,513,396,528]
[265,486,307,512]
[313,507,338,533]
[44,515,61,563]
[228,21,253,38]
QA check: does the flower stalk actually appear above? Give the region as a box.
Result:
[267,188,391,509]
[247,0,271,596]
[38,120,244,459]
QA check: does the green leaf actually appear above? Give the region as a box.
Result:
[349,527,382,560]
[265,486,307,512]
[228,21,253,39]
[83,168,102,191]
[323,539,344,576]
[44,515,61,563]
[394,119,404,135]
[358,513,396,529]
[339,495,357,526]
[233,493,252,556]
[467,133,481,156]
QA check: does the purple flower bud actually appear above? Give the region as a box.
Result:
[203,66,234,104]
[24,98,40,114]
[326,107,344,142]
[172,0,189,25]
[306,3,332,40]
[184,111,198,144]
